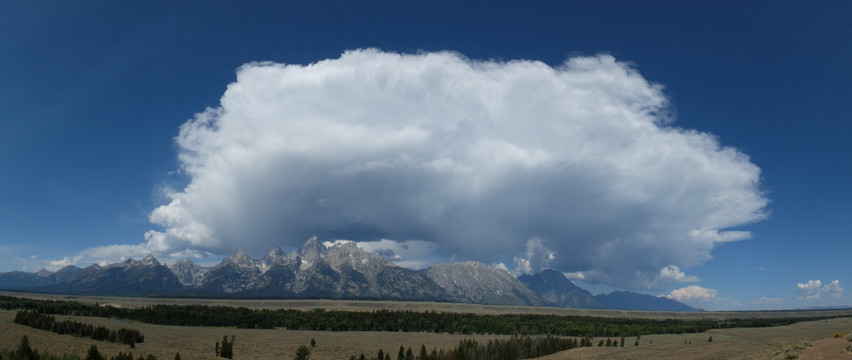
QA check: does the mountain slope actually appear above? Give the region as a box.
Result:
[169,258,207,287]
[426,261,547,306]
[519,269,605,309]
[37,256,184,295]
[594,290,701,312]
[0,271,43,290]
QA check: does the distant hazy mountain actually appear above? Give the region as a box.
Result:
[594,290,701,312]
[519,269,605,309]
[0,271,43,289]
[36,255,184,296]
[426,261,548,306]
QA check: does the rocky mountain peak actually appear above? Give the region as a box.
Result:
[266,246,285,259]
[298,236,325,270]
[111,254,161,269]
[175,257,195,266]
[35,269,53,277]
[141,254,159,266]
[226,249,254,268]
[169,257,207,287]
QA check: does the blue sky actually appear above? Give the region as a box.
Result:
[1,1,850,310]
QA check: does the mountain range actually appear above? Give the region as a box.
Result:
[0,236,699,311]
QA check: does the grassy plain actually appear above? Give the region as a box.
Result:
[4,291,852,320]
[1,292,851,359]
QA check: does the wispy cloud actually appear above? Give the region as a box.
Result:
[664,285,718,302]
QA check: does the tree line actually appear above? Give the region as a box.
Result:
[349,335,589,360]
[0,336,169,360]
[14,311,144,347]
[0,295,844,337]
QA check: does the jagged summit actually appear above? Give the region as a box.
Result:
[175,257,195,265]
[170,257,206,287]
[141,254,158,266]
[110,254,161,269]
[223,249,255,268]
[266,246,285,259]
[35,269,53,277]
[298,236,324,270]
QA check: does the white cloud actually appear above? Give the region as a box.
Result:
[664,285,718,302]
[823,280,844,298]
[493,262,510,272]
[656,265,700,283]
[356,239,443,270]
[127,49,768,289]
[796,279,843,300]
[797,280,822,300]
[563,271,586,281]
[48,256,82,269]
[512,238,555,275]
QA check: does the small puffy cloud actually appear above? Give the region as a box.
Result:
[797,280,822,300]
[823,280,844,299]
[129,49,767,288]
[493,262,510,272]
[664,285,718,302]
[655,265,700,284]
[48,256,82,269]
[796,279,844,300]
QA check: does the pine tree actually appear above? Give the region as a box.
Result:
[398,346,405,360]
[219,336,234,359]
[85,344,104,360]
[15,335,39,360]
[419,345,427,360]
[295,345,311,360]
[378,349,384,360]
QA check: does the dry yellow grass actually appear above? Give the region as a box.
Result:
[3,310,852,360]
[3,292,852,359]
[537,317,852,360]
[0,310,513,360]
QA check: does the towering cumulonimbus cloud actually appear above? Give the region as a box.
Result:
[144,49,768,288]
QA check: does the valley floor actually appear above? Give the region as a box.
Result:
[1,309,851,359]
[2,293,852,359]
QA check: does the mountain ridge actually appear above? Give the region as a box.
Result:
[0,237,700,311]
